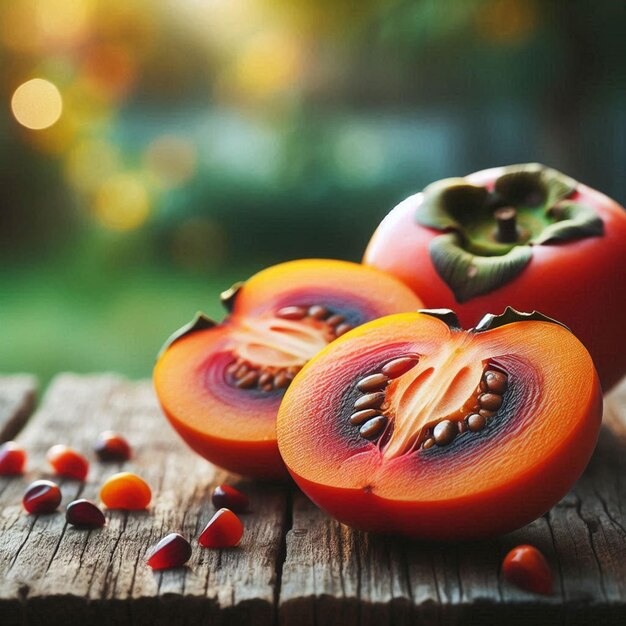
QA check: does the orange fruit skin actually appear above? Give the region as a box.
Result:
[154,259,423,479]
[277,312,603,540]
[100,472,152,510]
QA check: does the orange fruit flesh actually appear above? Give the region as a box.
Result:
[276,312,602,539]
[153,259,423,479]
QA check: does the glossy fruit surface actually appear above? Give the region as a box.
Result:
[154,259,422,479]
[66,499,106,528]
[23,479,62,514]
[100,472,151,509]
[198,508,243,548]
[364,164,626,390]
[502,545,553,594]
[0,441,26,475]
[212,485,249,513]
[277,308,602,540]
[146,533,192,569]
[94,431,132,462]
[46,445,89,480]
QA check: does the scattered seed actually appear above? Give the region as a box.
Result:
[94,431,132,462]
[357,373,389,392]
[381,356,419,378]
[354,392,385,411]
[484,370,508,394]
[23,480,62,514]
[335,323,352,337]
[308,305,329,320]
[467,413,486,432]
[198,508,244,548]
[349,409,380,425]
[0,442,26,475]
[325,314,345,327]
[237,371,259,389]
[359,416,387,440]
[479,393,503,412]
[147,533,192,570]
[433,420,458,446]
[422,437,435,449]
[66,499,106,528]
[212,484,249,513]
[276,306,307,320]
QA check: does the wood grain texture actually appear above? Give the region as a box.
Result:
[0,374,288,626]
[1,374,626,625]
[0,375,37,441]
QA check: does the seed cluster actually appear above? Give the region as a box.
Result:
[227,304,354,393]
[349,356,420,442]
[421,367,508,449]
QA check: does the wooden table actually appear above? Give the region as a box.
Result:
[1,373,625,625]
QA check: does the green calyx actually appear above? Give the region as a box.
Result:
[157,311,217,359]
[473,306,571,334]
[415,164,604,302]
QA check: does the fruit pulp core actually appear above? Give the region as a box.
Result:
[383,334,487,459]
[232,315,331,369]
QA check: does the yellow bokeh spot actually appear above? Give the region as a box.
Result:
[94,174,150,231]
[475,0,537,45]
[145,135,197,188]
[11,79,63,130]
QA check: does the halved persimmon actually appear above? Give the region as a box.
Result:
[276,308,602,539]
[153,259,423,479]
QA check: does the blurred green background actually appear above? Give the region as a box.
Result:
[2,0,625,385]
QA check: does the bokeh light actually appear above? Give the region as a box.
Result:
[94,173,151,231]
[11,78,63,130]
[65,138,120,192]
[145,135,197,188]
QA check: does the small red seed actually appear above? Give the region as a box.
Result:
[0,441,27,475]
[381,356,419,378]
[23,480,62,514]
[212,485,249,513]
[66,499,106,528]
[146,533,192,570]
[502,545,553,595]
[94,431,132,462]
[198,508,244,548]
[46,445,89,481]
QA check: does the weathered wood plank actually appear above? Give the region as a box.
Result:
[0,375,37,442]
[279,379,626,626]
[0,374,289,626]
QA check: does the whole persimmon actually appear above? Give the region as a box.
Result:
[364,164,626,390]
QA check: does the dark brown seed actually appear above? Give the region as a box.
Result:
[479,393,503,412]
[66,499,106,528]
[325,314,345,327]
[335,323,352,337]
[259,372,273,386]
[422,437,435,449]
[433,420,458,446]
[467,413,486,432]
[479,380,488,392]
[287,366,301,376]
[277,306,307,320]
[359,416,387,440]
[357,373,389,392]
[479,409,496,418]
[237,371,259,389]
[262,384,273,392]
[458,419,468,433]
[274,371,290,389]
[354,392,385,411]
[234,364,249,379]
[349,409,380,425]
[308,305,329,320]
[381,356,419,378]
[484,370,508,394]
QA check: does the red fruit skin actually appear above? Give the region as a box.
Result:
[198,508,244,548]
[146,533,192,570]
[0,442,26,475]
[23,480,62,514]
[66,499,106,528]
[503,545,553,594]
[364,169,626,391]
[211,485,249,513]
[46,445,89,480]
[94,431,132,462]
